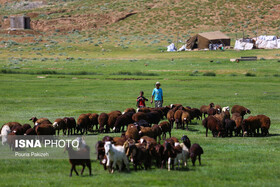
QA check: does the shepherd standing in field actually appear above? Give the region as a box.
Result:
[151,82,163,108]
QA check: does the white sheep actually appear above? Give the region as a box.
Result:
[1,125,11,145]
[174,142,190,169]
[104,141,130,173]
[222,106,230,113]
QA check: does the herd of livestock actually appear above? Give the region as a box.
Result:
[0,103,271,175]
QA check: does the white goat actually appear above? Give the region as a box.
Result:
[104,141,130,173]
[1,125,11,145]
[174,142,190,169]
[222,106,230,113]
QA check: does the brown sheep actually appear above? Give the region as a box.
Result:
[113,136,126,146]
[241,116,261,137]
[88,113,99,130]
[63,117,76,135]
[76,114,90,135]
[200,103,215,119]
[123,108,136,114]
[231,113,243,136]
[24,128,37,135]
[139,126,154,138]
[181,111,191,130]
[151,124,162,143]
[214,105,222,114]
[159,121,171,139]
[98,113,109,133]
[231,105,251,119]
[22,124,32,133]
[107,111,122,132]
[35,123,55,135]
[256,115,271,136]
[132,112,147,122]
[138,107,151,113]
[53,118,67,136]
[202,115,224,137]
[174,110,183,129]
[190,143,204,166]
[114,112,134,132]
[125,124,140,141]
[30,117,52,126]
[167,110,175,128]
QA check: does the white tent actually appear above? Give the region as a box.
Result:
[255,35,280,49]
[167,43,177,52]
[234,39,254,50]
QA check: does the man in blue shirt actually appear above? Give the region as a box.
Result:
[151,82,163,108]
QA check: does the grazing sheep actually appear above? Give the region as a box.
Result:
[22,124,32,134]
[35,123,55,135]
[53,118,67,136]
[12,126,24,135]
[200,103,215,119]
[214,105,222,114]
[113,112,134,132]
[98,113,109,133]
[190,143,204,166]
[231,113,243,136]
[202,116,224,137]
[139,126,154,138]
[241,116,261,137]
[88,113,99,130]
[167,110,175,128]
[189,108,202,121]
[127,144,150,171]
[151,124,162,143]
[224,119,236,137]
[24,128,37,135]
[1,125,11,145]
[63,117,76,135]
[181,111,191,130]
[154,144,164,168]
[125,124,140,141]
[113,135,127,146]
[64,145,92,177]
[132,112,147,122]
[30,117,51,126]
[162,140,182,171]
[137,107,151,113]
[256,115,271,136]
[104,141,130,173]
[159,121,171,139]
[123,108,136,114]
[107,111,122,132]
[207,108,219,116]
[231,105,251,119]
[146,111,162,124]
[174,110,183,129]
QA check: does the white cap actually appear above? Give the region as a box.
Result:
[155,82,160,85]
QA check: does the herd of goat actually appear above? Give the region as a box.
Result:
[0,103,271,176]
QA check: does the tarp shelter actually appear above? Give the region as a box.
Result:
[234,38,254,50]
[255,35,280,49]
[186,31,231,50]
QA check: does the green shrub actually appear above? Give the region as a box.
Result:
[203,72,216,76]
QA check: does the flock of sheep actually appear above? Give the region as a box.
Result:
[0,103,271,176]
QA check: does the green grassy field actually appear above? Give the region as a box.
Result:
[0,46,280,186]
